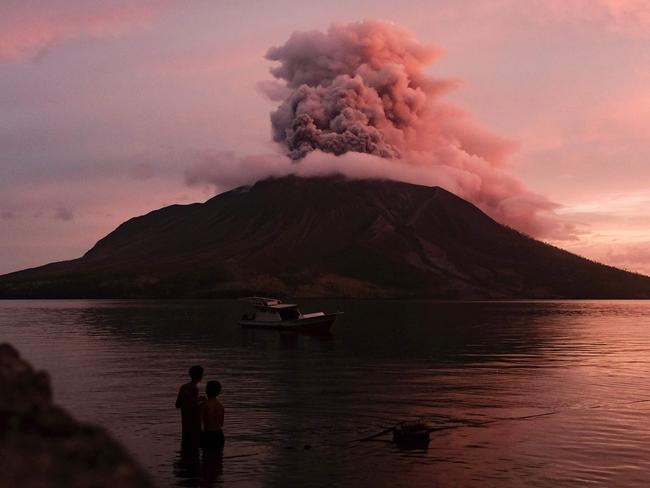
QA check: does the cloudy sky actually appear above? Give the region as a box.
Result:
[1,0,650,275]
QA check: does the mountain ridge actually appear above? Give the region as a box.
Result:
[1,175,649,299]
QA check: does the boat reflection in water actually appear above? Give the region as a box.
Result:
[239,297,342,334]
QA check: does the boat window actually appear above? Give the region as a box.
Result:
[278,308,300,320]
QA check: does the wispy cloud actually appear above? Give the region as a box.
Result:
[462,0,650,35]
[549,189,650,275]
[53,207,74,221]
[0,0,168,62]
[539,0,650,35]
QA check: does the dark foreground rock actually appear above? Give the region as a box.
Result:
[0,343,155,488]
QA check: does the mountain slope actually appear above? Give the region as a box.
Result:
[1,175,649,298]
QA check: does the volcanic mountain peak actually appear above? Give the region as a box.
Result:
[1,175,649,299]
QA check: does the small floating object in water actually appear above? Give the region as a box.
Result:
[392,422,430,448]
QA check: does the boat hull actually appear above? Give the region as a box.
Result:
[239,313,340,334]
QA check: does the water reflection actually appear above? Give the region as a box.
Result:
[2,300,650,487]
[173,448,201,486]
[173,447,223,487]
[70,299,571,364]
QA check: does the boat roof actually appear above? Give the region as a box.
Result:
[240,296,280,306]
[266,303,298,309]
[240,296,298,309]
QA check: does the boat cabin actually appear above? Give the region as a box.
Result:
[240,297,302,322]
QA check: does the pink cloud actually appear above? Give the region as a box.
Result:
[594,80,650,139]
[539,0,650,34]
[0,0,167,62]
[466,0,650,36]
[602,242,650,276]
[548,189,650,275]
[562,240,650,277]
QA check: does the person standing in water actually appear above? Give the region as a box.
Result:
[175,365,204,449]
[201,380,225,451]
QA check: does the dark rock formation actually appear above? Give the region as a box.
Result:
[0,343,155,488]
[1,175,650,298]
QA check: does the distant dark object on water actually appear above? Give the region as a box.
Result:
[392,422,431,448]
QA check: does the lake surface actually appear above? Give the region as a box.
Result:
[2,300,650,487]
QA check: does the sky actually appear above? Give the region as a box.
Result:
[1,0,649,276]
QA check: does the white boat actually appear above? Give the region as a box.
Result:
[239,297,342,333]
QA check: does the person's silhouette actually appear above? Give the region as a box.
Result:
[175,365,204,450]
[201,380,225,452]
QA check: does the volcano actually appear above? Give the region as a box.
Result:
[1,175,649,298]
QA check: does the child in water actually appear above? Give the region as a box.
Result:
[201,380,225,451]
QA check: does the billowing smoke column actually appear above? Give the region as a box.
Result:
[266,21,439,160]
[260,21,572,239]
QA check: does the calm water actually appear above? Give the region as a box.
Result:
[2,299,650,487]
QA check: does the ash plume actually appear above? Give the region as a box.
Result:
[265,20,444,160]
[258,20,574,239]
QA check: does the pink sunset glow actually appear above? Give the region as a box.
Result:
[1,0,649,275]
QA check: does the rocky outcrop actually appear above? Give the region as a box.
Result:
[0,343,155,488]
